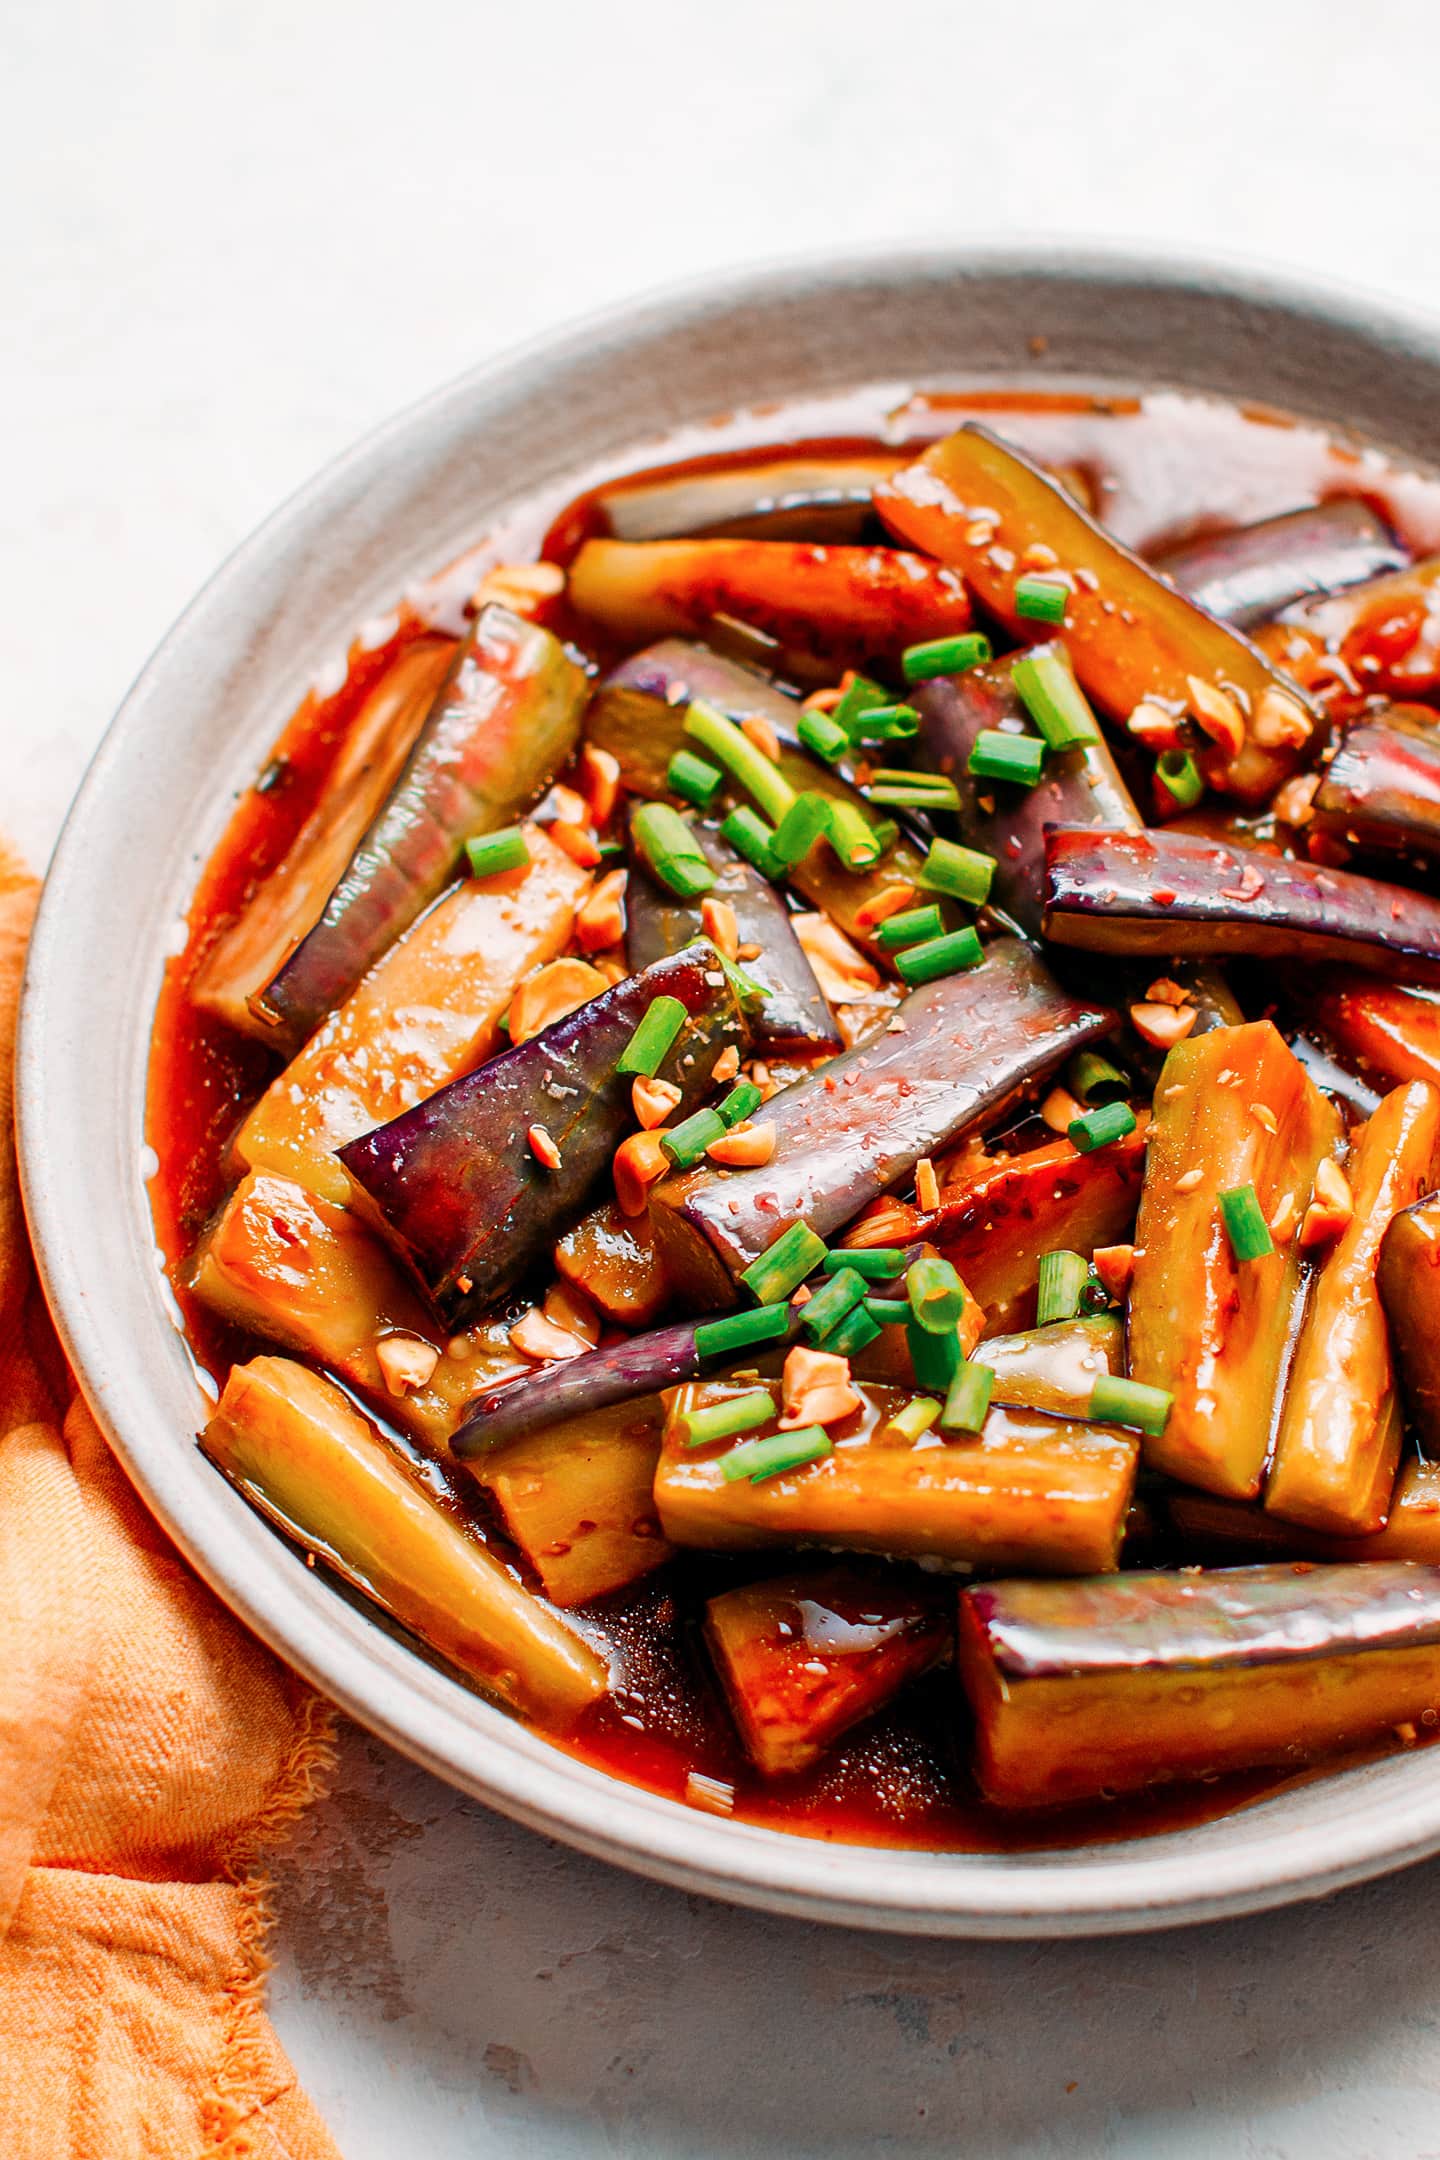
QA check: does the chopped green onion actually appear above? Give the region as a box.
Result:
[1089,1374,1174,1437]
[720,804,782,878]
[822,1246,908,1280]
[906,1254,971,1335]
[895,926,984,985]
[1036,1249,1089,1327]
[771,791,834,869]
[1219,1182,1275,1262]
[1011,648,1100,751]
[465,825,530,878]
[798,708,850,765]
[1068,1101,1139,1153]
[941,1358,994,1435]
[632,801,714,899]
[885,1396,942,1442]
[799,1266,868,1343]
[874,903,946,951]
[1014,574,1069,624]
[740,1220,828,1305]
[1067,1050,1130,1106]
[865,776,962,810]
[660,1107,728,1169]
[833,673,889,736]
[817,1303,882,1358]
[596,837,626,862]
[1157,749,1205,810]
[717,1079,763,1128]
[695,1304,793,1359]
[678,1389,775,1449]
[902,633,992,683]
[967,730,1046,786]
[721,1426,832,1483]
[684,699,796,825]
[863,1296,911,1325]
[907,1319,962,1392]
[917,836,995,907]
[824,797,889,870]
[616,995,687,1077]
[845,702,921,743]
[667,748,724,810]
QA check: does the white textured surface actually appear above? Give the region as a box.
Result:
[11,0,1440,2150]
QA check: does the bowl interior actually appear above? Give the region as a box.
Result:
[21,248,1440,1936]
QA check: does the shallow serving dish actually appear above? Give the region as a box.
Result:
[21,245,1440,1937]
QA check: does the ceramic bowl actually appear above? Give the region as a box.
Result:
[21,246,1440,1936]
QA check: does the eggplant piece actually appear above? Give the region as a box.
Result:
[193,635,455,1034]
[1153,500,1407,629]
[705,1563,951,1777]
[1379,1192,1440,1452]
[189,1170,519,1452]
[597,451,903,544]
[253,606,586,1056]
[340,941,747,1324]
[1170,1463,1440,1565]
[1296,972,1440,1093]
[982,1316,1123,1415]
[235,823,589,1205]
[1128,1021,1341,1499]
[1266,1081,1440,1536]
[656,1380,1139,1575]
[625,820,841,1056]
[554,1201,672,1328]
[1262,553,1440,718]
[568,538,972,679]
[473,1397,673,1608]
[1043,825,1440,986]
[1311,705,1440,863]
[203,1357,607,1721]
[958,1561,1440,1808]
[922,1130,1148,1333]
[651,938,1116,1308]
[876,424,1319,803]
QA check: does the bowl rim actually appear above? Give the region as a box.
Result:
[21,238,1440,1939]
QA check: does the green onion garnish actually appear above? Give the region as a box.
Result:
[771,791,834,869]
[667,748,724,810]
[720,804,782,878]
[1157,749,1205,810]
[1219,1183,1275,1262]
[845,702,921,743]
[824,797,890,870]
[684,699,797,825]
[678,1389,775,1449]
[1089,1374,1174,1437]
[833,673,890,736]
[466,825,530,878]
[799,1266,867,1344]
[941,1358,994,1434]
[632,801,715,899]
[694,1304,793,1359]
[906,1254,971,1335]
[717,1079,763,1128]
[874,903,946,952]
[917,836,996,907]
[1014,574,1069,624]
[817,1303,882,1358]
[1036,1249,1089,1327]
[907,1318,962,1393]
[721,1426,832,1483]
[967,730,1046,787]
[862,1296,911,1325]
[902,633,992,683]
[1068,1101,1139,1153]
[798,708,850,765]
[1066,1050,1130,1106]
[1010,648,1100,751]
[660,1106,728,1169]
[822,1246,907,1280]
[616,995,687,1078]
[740,1220,828,1305]
[885,1396,942,1442]
[865,775,962,810]
[895,926,984,985]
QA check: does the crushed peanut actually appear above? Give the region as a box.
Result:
[613,1130,670,1216]
[1091,1244,1135,1297]
[915,1158,940,1212]
[1272,771,1321,827]
[509,957,609,1043]
[527,1123,563,1170]
[470,559,566,616]
[740,713,782,763]
[779,1345,861,1430]
[792,912,881,1003]
[1146,976,1191,1007]
[575,867,628,953]
[705,1120,777,1167]
[1300,1156,1355,1247]
[1250,685,1313,750]
[700,895,740,961]
[1130,1001,1197,1051]
[632,1074,683,1129]
[374,1334,440,1397]
[853,882,918,933]
[508,1308,591,1362]
[1268,1192,1299,1244]
[711,1044,741,1085]
[580,743,621,826]
[1186,676,1246,759]
[1041,1086,1084,1134]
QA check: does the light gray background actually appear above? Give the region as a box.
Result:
[10,1,1440,2152]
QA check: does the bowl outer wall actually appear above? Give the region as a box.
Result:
[20,243,1440,1938]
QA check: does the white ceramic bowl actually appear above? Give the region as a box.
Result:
[21,246,1440,1937]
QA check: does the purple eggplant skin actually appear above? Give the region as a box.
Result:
[650,936,1117,1307]
[340,941,747,1324]
[1311,705,1440,864]
[253,606,585,1055]
[625,820,841,1056]
[1042,825,1440,986]
[1153,500,1409,629]
[599,452,901,544]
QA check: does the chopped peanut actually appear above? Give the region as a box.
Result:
[792,912,880,1003]
[527,1124,563,1170]
[543,1280,601,1346]
[508,1308,590,1362]
[595,957,628,985]
[374,1334,440,1397]
[549,819,602,868]
[1041,1086,1084,1134]
[1268,1191,1299,1244]
[632,1075,682,1129]
[1300,1156,1355,1247]
[1272,771,1321,827]
[1250,1102,1278,1134]
[684,1770,737,1816]
[700,895,740,961]
[509,957,608,1044]
[779,1345,861,1431]
[1130,1000,1197,1051]
[575,867,628,953]
[1091,1244,1135,1298]
[1251,686,1313,750]
[843,1200,922,1249]
[915,1157,940,1213]
[705,1120,776,1167]
[740,713,782,763]
[1146,976,1191,1007]
[471,559,566,616]
[712,1045,741,1085]
[1175,1166,1205,1193]
[853,882,918,933]
[1126,699,1184,752]
[580,743,621,826]
[1186,676,1246,759]
[613,1130,670,1216]
[801,685,844,715]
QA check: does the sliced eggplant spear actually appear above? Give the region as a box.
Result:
[1262,553,1440,718]
[341,941,748,1323]
[472,1397,674,1609]
[1169,1462,1440,1566]
[1043,826,1440,985]
[554,1202,672,1329]
[1294,972,1440,1093]
[980,1315,1123,1416]
[251,606,586,1055]
[1310,705,1440,863]
[1379,1191,1440,1453]
[958,1561,1440,1808]
[1152,499,1407,629]
[595,450,904,544]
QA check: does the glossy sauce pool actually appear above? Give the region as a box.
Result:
[148,384,1440,1851]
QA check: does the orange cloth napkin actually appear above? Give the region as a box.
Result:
[0,839,342,2159]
